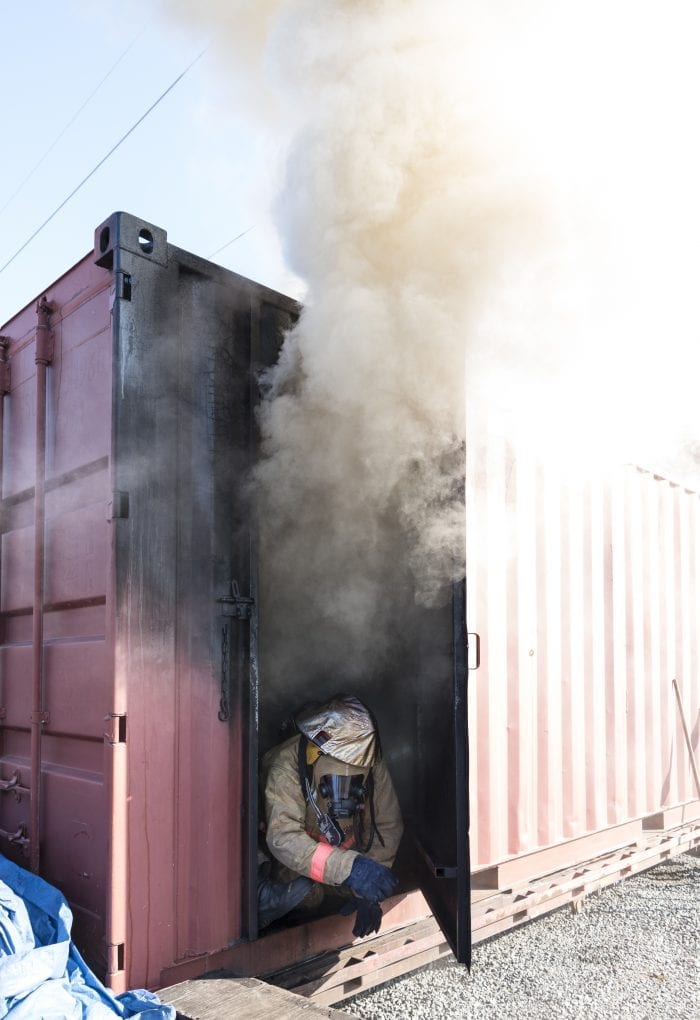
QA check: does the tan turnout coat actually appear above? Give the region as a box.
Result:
[263,735,404,887]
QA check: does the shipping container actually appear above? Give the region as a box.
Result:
[0,211,299,991]
[465,438,700,883]
[0,212,698,999]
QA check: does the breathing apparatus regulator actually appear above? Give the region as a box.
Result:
[319,771,367,818]
[295,694,385,852]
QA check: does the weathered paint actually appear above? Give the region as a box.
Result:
[1,212,698,994]
[0,213,297,990]
[466,433,700,875]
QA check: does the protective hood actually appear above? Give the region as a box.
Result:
[295,694,378,768]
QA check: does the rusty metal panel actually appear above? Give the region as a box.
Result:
[467,434,700,876]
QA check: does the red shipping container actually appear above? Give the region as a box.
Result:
[0,212,298,991]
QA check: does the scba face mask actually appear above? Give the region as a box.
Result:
[305,755,373,849]
[318,772,367,819]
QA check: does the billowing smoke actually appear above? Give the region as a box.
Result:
[160,1,699,682]
[252,2,543,684]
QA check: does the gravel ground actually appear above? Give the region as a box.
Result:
[344,851,699,1020]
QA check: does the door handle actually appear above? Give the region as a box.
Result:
[467,632,480,670]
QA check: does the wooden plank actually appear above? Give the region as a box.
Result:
[291,927,446,998]
[471,823,700,931]
[311,943,452,1008]
[159,890,433,989]
[159,976,353,1019]
[272,918,441,990]
[474,819,643,889]
[300,820,699,1005]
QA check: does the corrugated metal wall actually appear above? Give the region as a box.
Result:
[0,258,113,962]
[0,214,299,991]
[467,433,700,872]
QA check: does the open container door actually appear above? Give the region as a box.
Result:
[410,578,471,966]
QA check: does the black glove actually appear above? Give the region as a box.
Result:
[339,897,383,938]
[353,899,382,938]
[345,856,398,902]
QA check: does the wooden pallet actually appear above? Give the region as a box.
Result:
[263,819,700,1007]
[270,916,451,1007]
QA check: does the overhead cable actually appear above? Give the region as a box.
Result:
[0,30,145,221]
[0,49,205,279]
[209,226,255,259]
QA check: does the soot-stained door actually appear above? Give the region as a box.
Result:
[409,578,471,966]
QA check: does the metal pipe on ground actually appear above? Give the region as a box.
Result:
[672,677,700,800]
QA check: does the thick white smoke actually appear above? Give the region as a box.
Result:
[253,2,540,682]
[160,0,700,681]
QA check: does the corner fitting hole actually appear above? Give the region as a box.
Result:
[138,228,154,254]
[99,226,110,253]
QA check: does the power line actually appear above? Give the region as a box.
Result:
[0,30,145,221]
[0,49,205,280]
[209,226,255,259]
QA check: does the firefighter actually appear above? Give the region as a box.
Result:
[257,693,403,938]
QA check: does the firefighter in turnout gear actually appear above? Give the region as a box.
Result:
[257,694,404,937]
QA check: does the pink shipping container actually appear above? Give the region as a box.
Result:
[0,211,698,997]
[466,438,700,891]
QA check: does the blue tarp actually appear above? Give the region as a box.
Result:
[0,854,175,1019]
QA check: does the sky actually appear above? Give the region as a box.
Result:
[2,0,698,492]
[0,0,302,327]
[2,0,699,683]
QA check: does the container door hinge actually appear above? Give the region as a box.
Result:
[105,714,127,744]
[217,580,254,620]
[109,272,132,310]
[107,491,129,520]
[0,338,10,394]
[106,942,125,976]
[35,299,54,365]
[117,271,132,301]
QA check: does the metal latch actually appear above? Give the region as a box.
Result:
[0,824,29,850]
[217,580,254,620]
[107,491,130,520]
[0,771,25,801]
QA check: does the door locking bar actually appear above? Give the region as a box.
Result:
[217,579,254,620]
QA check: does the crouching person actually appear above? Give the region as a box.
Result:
[257,693,403,938]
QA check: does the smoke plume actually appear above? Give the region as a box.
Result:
[160,1,700,683]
